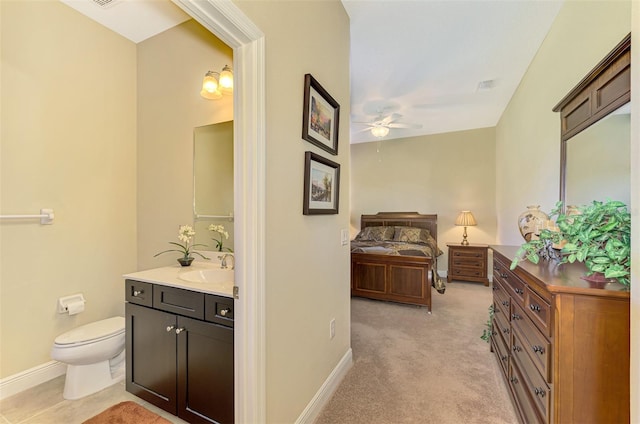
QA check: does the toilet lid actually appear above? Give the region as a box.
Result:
[55,316,125,345]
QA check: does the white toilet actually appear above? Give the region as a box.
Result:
[50,316,126,400]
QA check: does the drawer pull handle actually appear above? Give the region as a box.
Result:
[512,345,521,353]
[500,273,508,279]
[492,286,498,291]
[532,345,545,354]
[511,313,521,320]
[175,327,185,334]
[501,355,508,362]
[491,330,497,336]
[494,265,500,271]
[502,328,510,334]
[515,288,524,295]
[510,377,518,384]
[133,290,144,297]
[530,304,541,312]
[534,387,546,397]
[166,325,175,332]
[220,308,231,317]
[502,300,509,306]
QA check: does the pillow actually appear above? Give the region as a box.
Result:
[394,226,443,256]
[355,226,395,241]
[393,226,431,244]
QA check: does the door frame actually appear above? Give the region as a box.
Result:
[172,1,266,423]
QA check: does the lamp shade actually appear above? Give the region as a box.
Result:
[455,211,477,226]
[219,65,233,91]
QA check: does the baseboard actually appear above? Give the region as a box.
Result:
[295,348,353,424]
[0,361,66,400]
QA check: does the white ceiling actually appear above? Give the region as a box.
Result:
[59,0,563,144]
[343,0,563,144]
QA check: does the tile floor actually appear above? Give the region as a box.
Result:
[0,377,188,424]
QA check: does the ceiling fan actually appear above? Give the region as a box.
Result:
[353,113,422,138]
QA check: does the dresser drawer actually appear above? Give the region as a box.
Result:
[524,287,552,338]
[205,294,234,328]
[153,285,205,320]
[493,258,526,307]
[511,303,551,382]
[493,280,511,321]
[493,308,511,347]
[511,330,551,422]
[492,328,510,377]
[509,360,545,424]
[451,267,486,279]
[125,280,153,307]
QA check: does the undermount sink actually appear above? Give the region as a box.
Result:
[179,267,234,285]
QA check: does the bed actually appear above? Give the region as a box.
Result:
[350,212,445,312]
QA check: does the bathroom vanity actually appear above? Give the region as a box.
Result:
[123,264,234,424]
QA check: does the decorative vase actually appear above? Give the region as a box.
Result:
[518,205,549,242]
[177,257,194,267]
[580,272,615,289]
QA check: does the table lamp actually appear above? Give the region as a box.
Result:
[455,211,477,246]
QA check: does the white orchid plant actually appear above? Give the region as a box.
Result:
[155,225,210,260]
[209,224,232,252]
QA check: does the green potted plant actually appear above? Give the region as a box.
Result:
[511,200,631,287]
[155,225,210,266]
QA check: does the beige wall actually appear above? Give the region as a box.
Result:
[0,1,137,377]
[136,20,232,270]
[496,0,637,419]
[350,127,497,273]
[233,1,351,422]
[495,0,631,245]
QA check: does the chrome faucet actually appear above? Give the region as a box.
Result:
[219,253,235,270]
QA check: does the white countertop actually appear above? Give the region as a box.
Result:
[123,261,234,298]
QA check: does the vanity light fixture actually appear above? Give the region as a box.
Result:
[455,210,477,245]
[370,124,389,138]
[200,65,233,100]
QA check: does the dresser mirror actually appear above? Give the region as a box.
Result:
[554,33,631,208]
[193,120,234,251]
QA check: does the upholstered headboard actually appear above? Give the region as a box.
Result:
[360,212,438,242]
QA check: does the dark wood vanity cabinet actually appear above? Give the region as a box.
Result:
[125,280,234,424]
[490,246,629,424]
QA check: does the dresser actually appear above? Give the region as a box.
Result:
[447,243,489,286]
[490,245,629,424]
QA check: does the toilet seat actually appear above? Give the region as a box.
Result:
[54,316,125,347]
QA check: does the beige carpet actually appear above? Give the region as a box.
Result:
[316,281,518,424]
[82,401,172,424]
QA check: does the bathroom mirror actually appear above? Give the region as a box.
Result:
[193,121,234,251]
[555,33,630,208]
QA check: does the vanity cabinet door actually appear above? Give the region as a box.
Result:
[177,316,234,424]
[126,303,177,413]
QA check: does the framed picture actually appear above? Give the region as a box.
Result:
[302,74,340,155]
[303,151,340,215]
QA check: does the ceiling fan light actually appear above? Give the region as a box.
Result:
[371,125,389,138]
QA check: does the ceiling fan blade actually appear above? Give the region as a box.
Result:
[352,121,375,126]
[388,123,423,129]
[381,113,401,125]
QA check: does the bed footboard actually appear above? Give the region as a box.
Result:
[351,253,432,312]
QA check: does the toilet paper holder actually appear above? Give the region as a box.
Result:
[58,294,86,314]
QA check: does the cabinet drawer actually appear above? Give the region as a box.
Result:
[153,285,205,320]
[451,248,486,260]
[524,287,552,338]
[511,303,551,382]
[125,280,153,307]
[451,267,486,279]
[205,294,234,328]
[493,308,511,345]
[512,329,551,422]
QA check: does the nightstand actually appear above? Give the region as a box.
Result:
[447,243,489,286]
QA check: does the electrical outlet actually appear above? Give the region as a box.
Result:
[330,318,336,339]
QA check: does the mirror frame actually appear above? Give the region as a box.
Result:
[553,33,630,206]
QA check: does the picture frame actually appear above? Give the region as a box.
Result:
[303,151,340,215]
[302,74,340,155]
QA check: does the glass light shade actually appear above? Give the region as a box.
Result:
[202,71,219,94]
[371,125,389,138]
[219,65,233,91]
[455,211,477,226]
[200,88,223,100]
